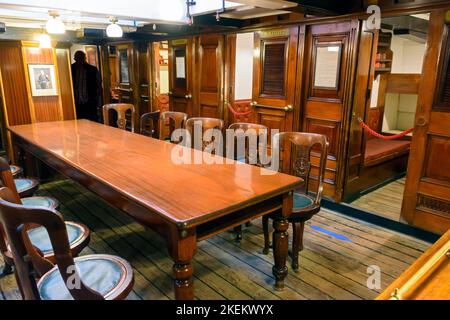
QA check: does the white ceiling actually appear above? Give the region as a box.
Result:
[0,0,298,30]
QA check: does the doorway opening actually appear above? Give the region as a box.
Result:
[346,13,430,223]
[153,40,170,112]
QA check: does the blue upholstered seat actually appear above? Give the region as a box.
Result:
[22,196,58,210]
[14,178,36,193]
[293,193,314,209]
[27,222,85,255]
[9,165,22,177]
[38,255,130,300]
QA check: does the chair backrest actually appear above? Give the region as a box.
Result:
[0,187,104,300]
[0,157,21,203]
[140,111,160,138]
[159,111,188,141]
[274,132,329,205]
[227,122,268,165]
[186,117,224,152]
[103,104,136,132]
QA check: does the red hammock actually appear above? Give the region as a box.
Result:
[358,117,413,140]
[227,103,253,119]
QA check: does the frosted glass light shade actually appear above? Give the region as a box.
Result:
[46,17,65,34]
[39,33,52,48]
[106,23,123,37]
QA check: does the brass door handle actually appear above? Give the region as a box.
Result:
[250,101,293,112]
[185,94,192,99]
[284,105,293,112]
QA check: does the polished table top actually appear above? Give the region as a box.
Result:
[9,120,301,226]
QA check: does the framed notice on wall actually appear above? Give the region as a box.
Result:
[27,64,58,97]
[313,44,342,89]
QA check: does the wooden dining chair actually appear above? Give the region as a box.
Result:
[262,132,328,271]
[140,111,160,138]
[0,178,89,276]
[159,111,188,141]
[0,158,89,277]
[228,122,269,165]
[186,117,224,152]
[103,103,136,132]
[0,187,133,300]
[9,164,23,178]
[156,94,170,113]
[228,122,268,242]
[1,157,23,178]
[0,157,57,208]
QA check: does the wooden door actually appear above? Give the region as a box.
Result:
[402,10,450,234]
[300,21,360,201]
[193,34,225,118]
[252,27,299,155]
[116,44,135,105]
[168,38,194,116]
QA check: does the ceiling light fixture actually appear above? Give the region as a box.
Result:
[46,11,65,34]
[106,17,123,38]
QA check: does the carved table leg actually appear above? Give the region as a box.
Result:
[173,262,194,300]
[272,191,292,291]
[168,226,196,300]
[272,218,289,291]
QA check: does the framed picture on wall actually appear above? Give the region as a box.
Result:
[28,64,58,96]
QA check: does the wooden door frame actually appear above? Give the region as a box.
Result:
[224,33,236,128]
[401,9,449,231]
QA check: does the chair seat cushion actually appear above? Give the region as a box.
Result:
[10,165,22,177]
[14,178,38,193]
[27,221,87,256]
[38,254,133,300]
[293,193,314,209]
[21,196,59,210]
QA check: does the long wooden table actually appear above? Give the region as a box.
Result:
[377,229,450,300]
[9,120,301,300]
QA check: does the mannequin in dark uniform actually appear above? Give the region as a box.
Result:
[71,50,102,122]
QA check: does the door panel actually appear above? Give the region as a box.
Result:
[300,20,359,201]
[252,27,299,147]
[116,45,134,104]
[113,43,139,130]
[168,38,194,116]
[402,10,450,234]
[194,34,225,118]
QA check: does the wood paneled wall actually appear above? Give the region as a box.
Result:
[23,45,62,122]
[0,42,32,126]
[0,40,76,159]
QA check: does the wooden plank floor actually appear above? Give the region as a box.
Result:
[0,179,429,300]
[350,178,406,221]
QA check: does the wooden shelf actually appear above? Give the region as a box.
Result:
[375,68,392,72]
[376,59,392,62]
